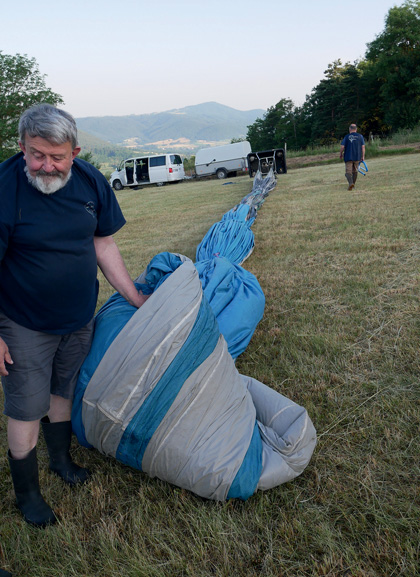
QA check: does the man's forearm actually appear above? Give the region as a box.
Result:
[94,236,148,308]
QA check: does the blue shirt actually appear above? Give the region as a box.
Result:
[0,153,126,334]
[341,132,365,162]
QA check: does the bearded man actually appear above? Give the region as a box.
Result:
[0,104,148,527]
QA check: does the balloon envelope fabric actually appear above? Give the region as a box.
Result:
[195,255,265,359]
[195,214,255,265]
[72,256,316,500]
[195,169,277,265]
[134,250,264,360]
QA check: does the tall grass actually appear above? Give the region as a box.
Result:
[1,156,419,576]
[286,126,420,163]
[381,125,420,146]
[287,144,340,159]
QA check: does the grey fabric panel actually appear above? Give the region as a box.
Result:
[242,376,317,491]
[81,260,202,456]
[142,336,256,501]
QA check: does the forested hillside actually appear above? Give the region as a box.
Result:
[76,102,264,151]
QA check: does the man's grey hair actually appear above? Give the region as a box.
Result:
[19,103,78,149]
[349,123,357,131]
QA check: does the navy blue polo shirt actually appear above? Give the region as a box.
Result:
[341,132,365,162]
[0,153,126,334]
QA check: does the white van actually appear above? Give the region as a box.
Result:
[110,153,185,190]
[195,141,251,179]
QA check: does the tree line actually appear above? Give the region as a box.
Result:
[0,52,63,162]
[245,0,420,151]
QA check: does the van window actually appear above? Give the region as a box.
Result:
[170,155,183,165]
[150,156,166,167]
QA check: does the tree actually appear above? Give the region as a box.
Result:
[246,116,267,151]
[365,0,420,130]
[78,151,102,170]
[356,59,390,136]
[183,156,195,175]
[305,60,365,144]
[0,52,63,161]
[246,98,302,151]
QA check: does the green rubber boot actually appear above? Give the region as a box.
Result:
[41,417,91,486]
[8,447,57,528]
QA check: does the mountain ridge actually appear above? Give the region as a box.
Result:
[76,102,264,153]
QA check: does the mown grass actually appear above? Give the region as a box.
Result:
[1,156,419,576]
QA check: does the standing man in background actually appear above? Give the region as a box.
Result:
[340,124,365,190]
[0,104,148,528]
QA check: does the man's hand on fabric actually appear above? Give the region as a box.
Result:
[133,290,151,308]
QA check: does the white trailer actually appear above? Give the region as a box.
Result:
[195,141,252,179]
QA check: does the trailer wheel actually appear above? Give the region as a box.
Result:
[113,179,123,191]
[216,168,228,179]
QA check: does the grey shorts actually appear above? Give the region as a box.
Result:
[0,311,94,421]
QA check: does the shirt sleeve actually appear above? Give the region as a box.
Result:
[95,175,127,237]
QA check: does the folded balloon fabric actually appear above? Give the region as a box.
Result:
[72,253,317,501]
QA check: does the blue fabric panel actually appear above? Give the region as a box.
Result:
[226,421,263,500]
[137,252,185,295]
[72,252,185,444]
[196,220,255,264]
[71,291,138,446]
[222,205,255,226]
[195,257,265,359]
[116,295,220,470]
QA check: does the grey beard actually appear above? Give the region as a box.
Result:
[24,165,72,194]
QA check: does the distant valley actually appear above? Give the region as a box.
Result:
[76,102,264,164]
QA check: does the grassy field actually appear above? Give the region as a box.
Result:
[1,156,419,576]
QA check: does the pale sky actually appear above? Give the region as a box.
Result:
[1,0,406,118]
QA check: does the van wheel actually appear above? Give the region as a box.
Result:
[113,180,123,191]
[156,182,165,187]
[216,168,227,179]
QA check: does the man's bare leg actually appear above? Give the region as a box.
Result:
[7,394,72,458]
[48,394,72,422]
[7,418,39,460]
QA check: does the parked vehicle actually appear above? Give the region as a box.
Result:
[110,153,185,190]
[247,149,287,177]
[195,141,251,179]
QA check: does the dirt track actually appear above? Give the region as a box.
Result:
[286,152,338,169]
